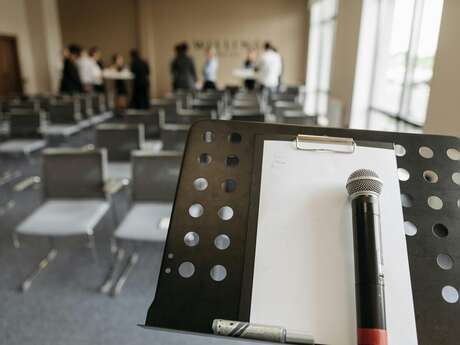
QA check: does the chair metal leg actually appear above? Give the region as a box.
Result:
[20,248,58,292]
[100,248,125,294]
[111,252,139,297]
[12,232,20,248]
[87,233,99,264]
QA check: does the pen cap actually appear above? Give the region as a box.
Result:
[286,331,315,344]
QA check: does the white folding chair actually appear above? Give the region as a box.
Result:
[101,151,181,296]
[14,148,113,291]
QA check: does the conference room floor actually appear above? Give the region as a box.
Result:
[0,128,267,345]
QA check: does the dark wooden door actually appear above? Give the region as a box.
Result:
[0,36,23,97]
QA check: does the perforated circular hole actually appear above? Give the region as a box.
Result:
[203,130,215,143]
[228,132,242,143]
[221,179,237,193]
[178,262,195,278]
[433,223,448,238]
[428,196,443,210]
[401,193,414,208]
[168,253,174,259]
[226,155,239,167]
[423,170,439,183]
[188,203,204,218]
[193,177,208,191]
[218,206,234,221]
[214,234,231,250]
[452,172,460,186]
[398,168,410,181]
[184,231,200,247]
[419,146,434,159]
[404,221,417,236]
[446,148,460,161]
[198,153,212,165]
[210,265,227,282]
[395,144,406,157]
[442,286,459,304]
[165,267,171,274]
[437,254,454,270]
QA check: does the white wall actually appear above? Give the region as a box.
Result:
[0,0,62,94]
[0,0,38,93]
[424,0,460,136]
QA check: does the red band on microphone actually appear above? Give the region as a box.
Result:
[358,328,388,345]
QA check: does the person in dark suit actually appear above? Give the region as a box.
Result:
[171,42,197,91]
[129,49,150,109]
[59,44,83,94]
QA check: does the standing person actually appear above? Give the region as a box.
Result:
[77,48,94,92]
[202,46,218,91]
[257,42,282,91]
[243,48,257,90]
[88,46,104,93]
[59,44,83,94]
[129,49,150,109]
[171,42,197,91]
[111,53,130,110]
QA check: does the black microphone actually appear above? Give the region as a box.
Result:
[346,169,387,345]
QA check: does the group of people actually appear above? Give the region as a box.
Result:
[170,41,283,92]
[170,42,219,92]
[59,45,151,109]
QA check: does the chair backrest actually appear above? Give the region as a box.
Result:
[9,111,42,138]
[131,151,182,202]
[231,113,265,122]
[92,93,106,114]
[273,100,303,117]
[8,100,40,113]
[123,109,160,139]
[96,123,144,161]
[48,100,81,124]
[176,108,215,125]
[42,148,107,199]
[160,123,189,151]
[151,98,178,124]
[281,110,318,126]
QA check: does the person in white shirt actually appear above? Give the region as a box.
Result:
[77,47,104,92]
[257,42,282,90]
[202,46,219,91]
[88,46,104,92]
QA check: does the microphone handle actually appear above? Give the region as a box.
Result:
[351,194,387,345]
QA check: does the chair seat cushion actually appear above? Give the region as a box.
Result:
[17,199,110,236]
[107,162,131,180]
[142,140,163,152]
[41,125,80,137]
[115,202,172,242]
[0,139,46,154]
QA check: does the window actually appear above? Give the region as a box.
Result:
[351,0,444,132]
[305,0,339,118]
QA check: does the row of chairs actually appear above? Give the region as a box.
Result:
[13,148,181,295]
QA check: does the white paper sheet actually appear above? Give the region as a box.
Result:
[250,140,417,345]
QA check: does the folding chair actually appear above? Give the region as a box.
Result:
[42,100,82,137]
[151,98,178,124]
[280,109,318,126]
[95,123,144,180]
[101,150,181,296]
[0,111,46,156]
[160,122,189,152]
[14,148,112,291]
[230,108,266,122]
[176,108,216,125]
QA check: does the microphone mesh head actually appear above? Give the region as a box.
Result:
[346,169,383,196]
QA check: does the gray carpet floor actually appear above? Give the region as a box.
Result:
[0,128,267,345]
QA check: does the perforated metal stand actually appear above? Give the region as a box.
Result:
[146,120,459,345]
